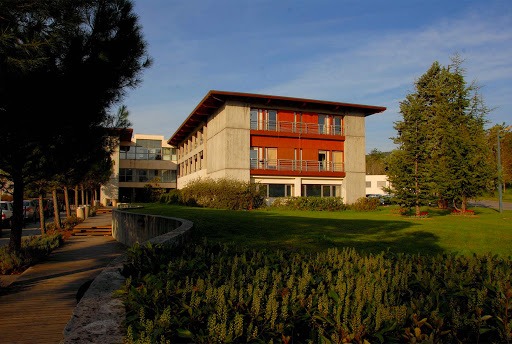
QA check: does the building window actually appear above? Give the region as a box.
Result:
[318,114,326,134]
[333,116,343,135]
[267,110,277,131]
[260,184,293,197]
[303,184,341,197]
[119,168,133,182]
[304,184,322,197]
[161,170,177,183]
[377,181,387,188]
[250,109,277,131]
[137,170,148,182]
[366,181,372,188]
[266,148,277,169]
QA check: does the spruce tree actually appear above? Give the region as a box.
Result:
[388,56,494,214]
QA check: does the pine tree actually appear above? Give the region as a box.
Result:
[388,56,493,214]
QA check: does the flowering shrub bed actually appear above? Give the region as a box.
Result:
[120,242,512,343]
[451,209,476,216]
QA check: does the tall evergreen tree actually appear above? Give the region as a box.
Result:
[388,56,493,214]
[388,66,435,216]
[0,0,151,252]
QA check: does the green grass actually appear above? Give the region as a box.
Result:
[129,204,512,257]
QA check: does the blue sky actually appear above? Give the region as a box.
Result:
[124,0,512,153]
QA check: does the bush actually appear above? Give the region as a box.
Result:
[121,241,512,344]
[0,232,63,274]
[271,196,347,211]
[176,178,264,210]
[159,189,183,204]
[351,196,380,211]
[61,215,83,230]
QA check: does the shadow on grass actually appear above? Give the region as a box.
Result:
[145,206,445,256]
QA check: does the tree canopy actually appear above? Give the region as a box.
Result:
[387,55,494,215]
[0,0,151,251]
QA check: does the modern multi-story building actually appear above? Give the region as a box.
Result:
[168,90,385,204]
[100,131,177,205]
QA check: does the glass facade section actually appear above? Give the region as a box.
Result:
[120,169,177,183]
[120,140,177,161]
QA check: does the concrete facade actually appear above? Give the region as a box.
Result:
[170,91,385,204]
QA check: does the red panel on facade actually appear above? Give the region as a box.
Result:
[278,110,294,122]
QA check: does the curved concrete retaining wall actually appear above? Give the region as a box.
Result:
[62,208,193,344]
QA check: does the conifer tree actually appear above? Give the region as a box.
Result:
[388,56,493,214]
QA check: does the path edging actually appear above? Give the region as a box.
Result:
[61,209,193,344]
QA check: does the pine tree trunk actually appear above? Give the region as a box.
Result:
[461,195,467,212]
[64,186,70,218]
[38,194,46,234]
[74,186,79,210]
[52,188,61,230]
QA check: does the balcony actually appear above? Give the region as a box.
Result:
[250,159,344,174]
[250,120,343,136]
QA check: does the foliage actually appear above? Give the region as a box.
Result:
[270,197,347,211]
[61,215,84,230]
[159,189,183,205]
[144,177,165,202]
[0,232,63,274]
[350,197,380,211]
[121,241,512,343]
[488,124,512,190]
[366,149,389,175]
[0,0,150,252]
[387,55,494,215]
[178,178,264,210]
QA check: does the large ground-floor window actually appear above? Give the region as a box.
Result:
[259,184,294,197]
[303,184,341,197]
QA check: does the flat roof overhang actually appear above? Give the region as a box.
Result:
[168,90,386,146]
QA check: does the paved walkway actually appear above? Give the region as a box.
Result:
[0,210,126,344]
[470,199,512,211]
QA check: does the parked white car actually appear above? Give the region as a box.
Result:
[1,200,13,228]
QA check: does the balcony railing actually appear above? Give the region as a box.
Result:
[250,120,343,136]
[250,159,344,172]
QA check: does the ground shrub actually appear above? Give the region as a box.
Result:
[271,196,347,211]
[176,178,264,210]
[120,241,512,344]
[159,189,183,204]
[0,232,63,274]
[350,196,380,211]
[61,215,83,230]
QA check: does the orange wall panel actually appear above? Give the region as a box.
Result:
[278,110,294,122]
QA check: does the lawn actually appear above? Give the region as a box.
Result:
[129,204,512,257]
